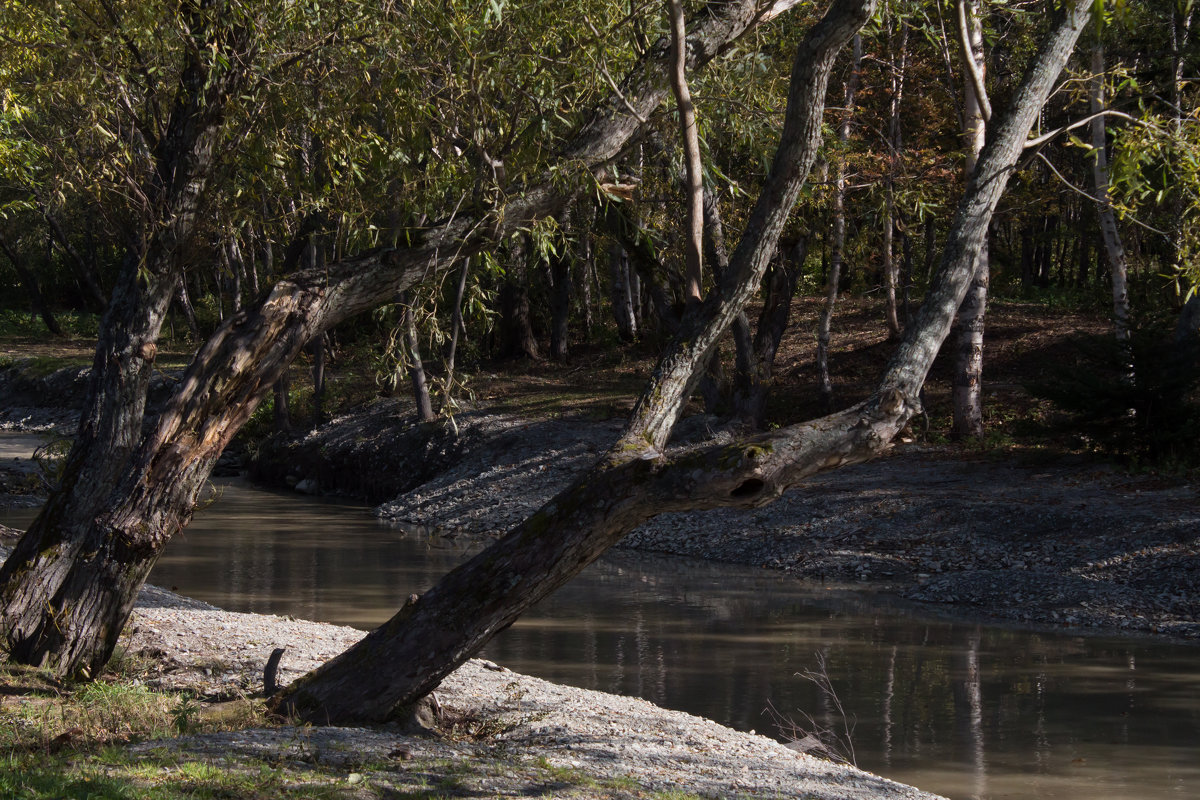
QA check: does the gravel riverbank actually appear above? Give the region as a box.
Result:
[0,528,942,800]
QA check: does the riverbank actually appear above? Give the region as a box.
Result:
[0,529,941,800]
[247,400,1200,642]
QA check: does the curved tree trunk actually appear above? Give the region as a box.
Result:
[271,0,1090,724]
[0,0,810,677]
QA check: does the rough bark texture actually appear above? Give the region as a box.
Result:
[882,19,908,340]
[549,250,572,362]
[0,5,255,674]
[0,0,807,677]
[951,0,989,440]
[404,302,435,424]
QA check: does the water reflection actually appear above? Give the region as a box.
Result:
[2,479,1198,800]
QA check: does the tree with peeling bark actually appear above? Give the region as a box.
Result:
[270,0,1094,724]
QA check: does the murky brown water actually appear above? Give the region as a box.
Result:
[3,476,1198,800]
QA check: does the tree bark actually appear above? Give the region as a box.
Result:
[733,238,807,428]
[1088,39,1130,343]
[272,0,1090,724]
[442,257,470,409]
[0,0,804,676]
[817,34,863,410]
[882,18,908,340]
[668,0,704,305]
[0,3,255,674]
[403,298,435,424]
[549,248,572,362]
[951,0,990,440]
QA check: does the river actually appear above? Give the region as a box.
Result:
[2,473,1198,800]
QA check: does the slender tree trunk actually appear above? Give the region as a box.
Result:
[951,0,990,440]
[549,244,572,362]
[883,18,908,340]
[174,275,200,339]
[0,233,65,336]
[403,298,435,423]
[273,372,291,434]
[1088,40,1130,342]
[817,34,863,409]
[668,0,704,306]
[442,257,470,410]
[580,233,595,341]
[609,243,638,342]
[700,188,750,414]
[733,238,807,427]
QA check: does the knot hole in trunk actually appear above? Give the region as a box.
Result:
[730,478,765,499]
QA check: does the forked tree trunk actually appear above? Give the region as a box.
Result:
[271,0,1090,723]
[817,34,862,410]
[0,0,810,677]
[733,238,807,427]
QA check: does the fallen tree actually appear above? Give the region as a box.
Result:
[270,0,1094,723]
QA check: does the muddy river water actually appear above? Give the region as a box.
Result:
[3,475,1198,800]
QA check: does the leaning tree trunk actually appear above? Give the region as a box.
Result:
[951,0,991,440]
[271,0,1090,724]
[0,0,811,677]
[816,33,862,410]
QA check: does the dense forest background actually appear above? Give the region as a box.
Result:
[1,0,1196,463]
